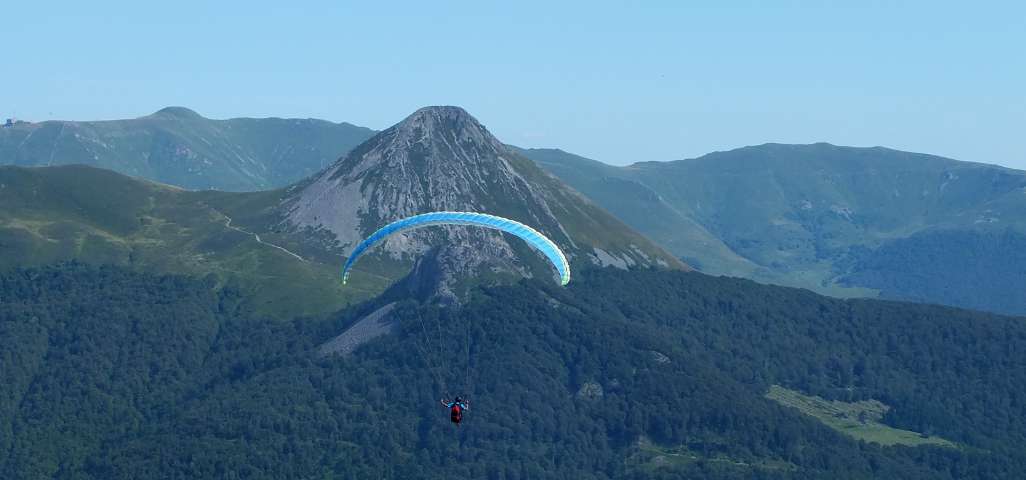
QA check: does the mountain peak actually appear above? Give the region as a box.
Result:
[150,106,204,119]
[385,105,503,153]
[286,106,533,248]
[409,105,474,119]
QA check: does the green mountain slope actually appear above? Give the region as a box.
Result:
[522,144,1026,315]
[0,107,375,191]
[0,164,387,317]
[519,147,757,277]
[3,263,1025,478]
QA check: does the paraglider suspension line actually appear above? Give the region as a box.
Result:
[415,313,447,395]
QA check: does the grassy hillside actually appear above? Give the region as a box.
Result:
[3,264,1025,478]
[0,107,375,191]
[765,385,956,448]
[523,144,1026,314]
[0,165,388,317]
[518,147,755,277]
[0,155,683,318]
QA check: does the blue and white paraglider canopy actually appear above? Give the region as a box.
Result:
[341,211,570,286]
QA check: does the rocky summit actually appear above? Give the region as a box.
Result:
[281,106,684,296]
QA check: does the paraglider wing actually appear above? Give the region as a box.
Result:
[341,211,570,286]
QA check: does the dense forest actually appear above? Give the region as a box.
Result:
[840,228,1026,316]
[2,263,1025,478]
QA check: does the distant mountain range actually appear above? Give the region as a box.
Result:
[4,107,1024,315]
[0,107,375,190]
[0,106,682,314]
[521,144,1026,315]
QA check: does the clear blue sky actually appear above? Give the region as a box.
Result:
[5,1,1025,168]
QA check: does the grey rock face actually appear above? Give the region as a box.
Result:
[285,106,569,252]
[576,381,605,399]
[318,303,398,357]
[649,350,671,364]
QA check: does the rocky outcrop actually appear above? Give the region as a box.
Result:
[318,303,397,357]
[576,381,605,399]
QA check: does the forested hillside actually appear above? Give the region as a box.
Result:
[3,263,1024,479]
[839,228,1026,315]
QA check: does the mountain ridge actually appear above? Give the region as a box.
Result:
[8,104,1024,313]
[522,143,1026,315]
[0,108,376,191]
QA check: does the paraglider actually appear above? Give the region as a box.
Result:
[441,396,470,426]
[341,212,570,426]
[341,211,571,286]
